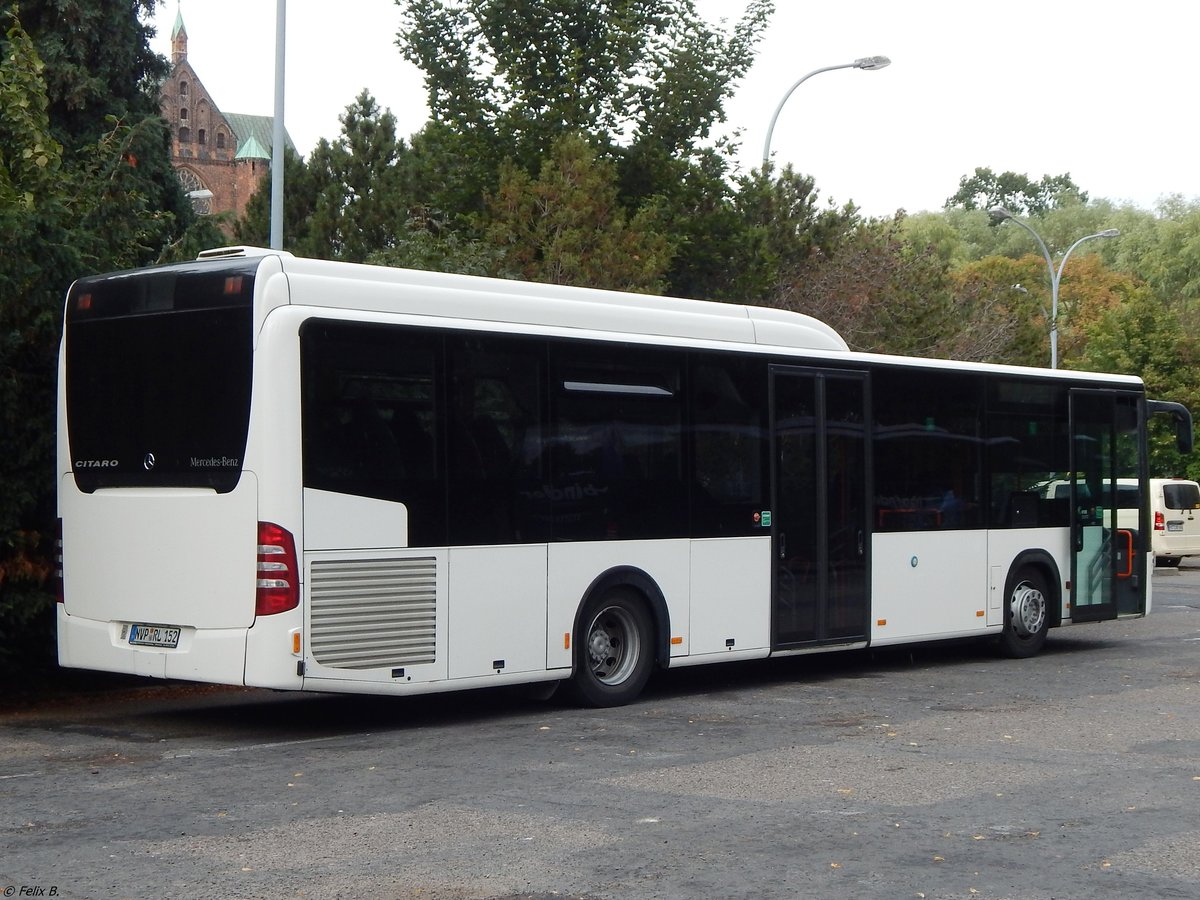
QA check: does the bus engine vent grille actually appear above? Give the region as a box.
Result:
[309,556,437,670]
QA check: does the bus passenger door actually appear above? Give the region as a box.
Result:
[770,368,870,648]
[1069,389,1144,621]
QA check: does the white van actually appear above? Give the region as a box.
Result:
[1149,478,1200,566]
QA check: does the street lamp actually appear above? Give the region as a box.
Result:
[761,56,891,170]
[989,206,1119,369]
[186,188,213,216]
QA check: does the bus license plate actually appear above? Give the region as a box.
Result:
[128,624,181,648]
[1168,522,1184,532]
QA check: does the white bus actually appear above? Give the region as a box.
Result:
[56,247,1194,706]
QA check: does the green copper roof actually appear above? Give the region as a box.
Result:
[234,134,269,160]
[225,113,295,158]
[172,8,185,39]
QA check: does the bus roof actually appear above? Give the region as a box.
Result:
[207,246,850,353]
[203,246,1142,388]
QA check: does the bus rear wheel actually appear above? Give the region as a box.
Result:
[999,565,1050,659]
[570,589,654,708]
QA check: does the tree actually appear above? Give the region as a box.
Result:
[235,95,488,265]
[307,91,414,261]
[949,255,1063,366]
[256,4,798,300]
[0,3,190,681]
[234,146,317,252]
[484,133,673,292]
[398,0,773,170]
[0,9,71,659]
[237,93,414,261]
[367,207,502,277]
[19,1,163,140]
[0,1,61,211]
[945,167,1088,217]
[920,247,1138,369]
[1109,196,1200,314]
[19,0,192,263]
[1045,253,1142,363]
[395,0,778,297]
[773,216,959,358]
[1074,289,1200,477]
[403,119,498,221]
[723,165,858,302]
[900,208,983,267]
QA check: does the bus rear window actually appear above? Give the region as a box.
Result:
[65,259,258,493]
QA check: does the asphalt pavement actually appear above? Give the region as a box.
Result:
[3,565,1200,900]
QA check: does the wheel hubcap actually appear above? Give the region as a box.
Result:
[1010,583,1046,638]
[586,606,640,685]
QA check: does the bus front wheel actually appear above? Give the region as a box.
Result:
[999,566,1050,659]
[569,589,654,708]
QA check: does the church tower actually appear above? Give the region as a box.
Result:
[170,9,187,67]
[159,6,293,229]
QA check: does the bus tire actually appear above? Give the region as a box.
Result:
[569,588,654,708]
[999,565,1050,659]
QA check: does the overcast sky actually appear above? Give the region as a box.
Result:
[150,1,1200,217]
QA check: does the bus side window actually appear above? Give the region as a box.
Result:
[301,320,446,543]
[690,356,767,536]
[985,379,1070,529]
[873,369,984,532]
[447,335,547,545]
[551,343,685,541]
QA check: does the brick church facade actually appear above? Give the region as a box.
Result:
[159,11,293,226]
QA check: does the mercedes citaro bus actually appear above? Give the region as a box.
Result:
[56,247,1193,706]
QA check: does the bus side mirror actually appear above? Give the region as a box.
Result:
[1148,400,1194,454]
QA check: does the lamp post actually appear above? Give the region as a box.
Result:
[270,0,286,250]
[761,56,891,170]
[989,206,1119,369]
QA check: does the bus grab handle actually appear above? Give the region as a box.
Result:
[1115,529,1135,579]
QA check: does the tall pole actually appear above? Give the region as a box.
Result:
[270,0,286,250]
[761,56,890,170]
[989,207,1119,368]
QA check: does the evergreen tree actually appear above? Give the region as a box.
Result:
[484,133,673,291]
[0,3,190,680]
[20,0,191,265]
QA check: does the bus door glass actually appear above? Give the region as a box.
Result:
[1070,390,1144,621]
[770,367,869,647]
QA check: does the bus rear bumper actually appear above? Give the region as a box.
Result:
[56,605,249,685]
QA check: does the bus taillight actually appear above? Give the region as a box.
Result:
[1155,511,1165,532]
[256,522,299,615]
